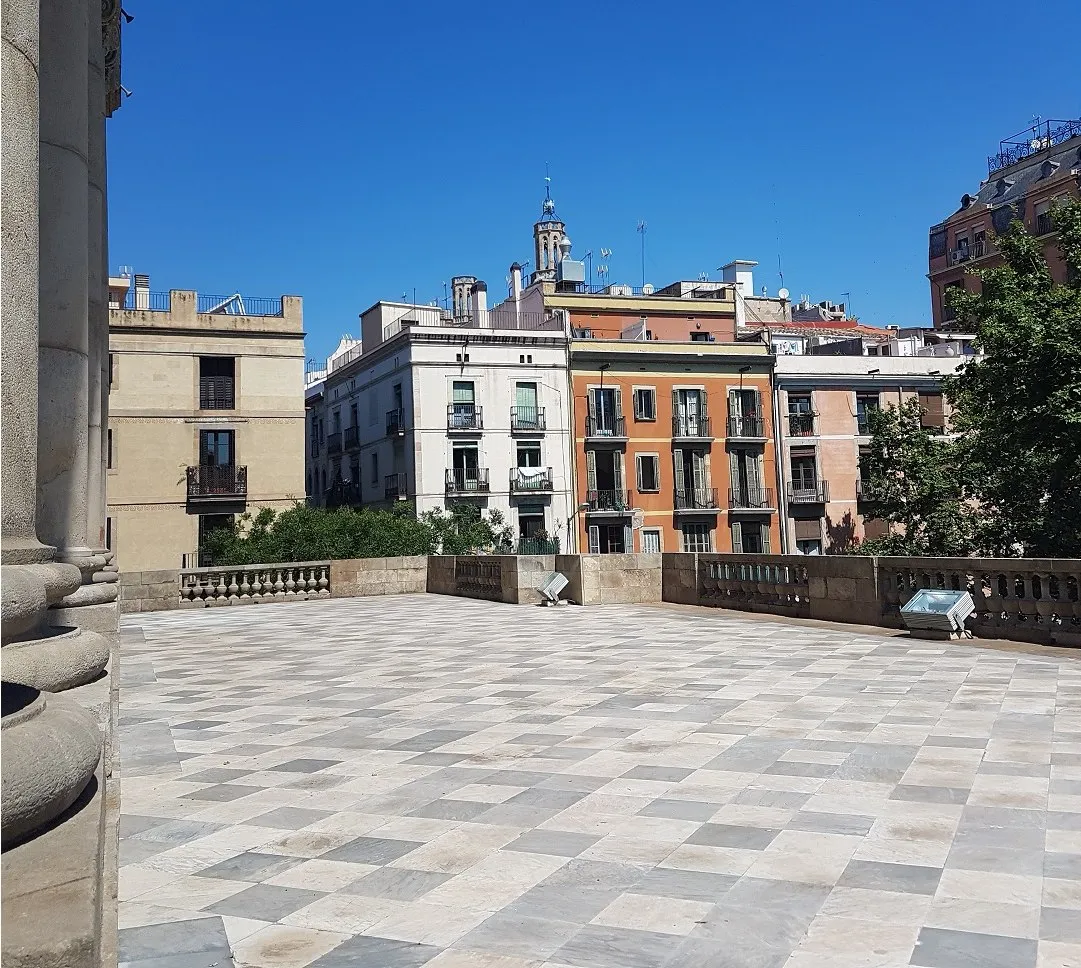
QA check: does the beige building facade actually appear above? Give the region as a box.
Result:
[108,283,306,570]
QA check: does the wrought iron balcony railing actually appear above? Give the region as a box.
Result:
[788,412,817,437]
[510,467,553,492]
[585,489,631,512]
[385,472,408,500]
[511,406,546,432]
[788,480,830,503]
[445,467,490,493]
[727,414,765,438]
[386,408,406,435]
[326,431,342,455]
[674,487,719,510]
[728,486,774,509]
[186,464,247,500]
[585,414,626,439]
[672,415,712,439]
[343,426,359,450]
[447,404,483,431]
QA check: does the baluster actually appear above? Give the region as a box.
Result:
[273,569,285,597]
[318,564,330,596]
[285,567,297,598]
[239,569,252,601]
[305,566,318,596]
[227,571,240,602]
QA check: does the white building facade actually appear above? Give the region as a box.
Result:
[307,295,577,550]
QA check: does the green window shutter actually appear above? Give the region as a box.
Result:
[732,521,743,553]
[673,448,686,493]
[452,381,475,403]
[588,525,600,554]
[761,523,771,554]
[586,450,597,492]
[613,450,625,494]
[691,451,706,490]
[635,456,644,492]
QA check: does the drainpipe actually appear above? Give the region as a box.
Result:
[772,371,791,554]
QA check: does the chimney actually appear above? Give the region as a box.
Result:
[134,272,150,310]
[470,280,487,322]
[509,263,522,301]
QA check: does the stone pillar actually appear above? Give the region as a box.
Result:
[1,0,103,847]
[37,0,92,573]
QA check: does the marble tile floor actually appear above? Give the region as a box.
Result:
[116,594,1081,968]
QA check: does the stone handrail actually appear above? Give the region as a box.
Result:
[877,556,1081,644]
[180,561,331,607]
[698,554,811,617]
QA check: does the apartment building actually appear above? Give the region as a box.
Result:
[305,291,576,548]
[773,352,962,554]
[928,118,1080,328]
[108,277,306,570]
[570,340,778,555]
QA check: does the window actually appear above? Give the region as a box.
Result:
[514,382,540,429]
[332,409,341,433]
[729,449,766,507]
[796,538,822,555]
[636,454,660,492]
[588,386,622,435]
[107,429,114,469]
[640,528,662,553]
[918,391,946,433]
[517,504,546,540]
[105,516,113,552]
[690,332,710,342]
[942,280,965,323]
[198,514,234,566]
[633,387,656,421]
[681,522,713,553]
[517,443,541,468]
[199,429,234,467]
[350,459,360,485]
[370,451,379,484]
[856,393,880,434]
[973,230,986,258]
[349,402,358,427]
[451,381,478,429]
[109,353,117,389]
[731,520,770,554]
[674,388,707,436]
[790,452,818,490]
[787,394,814,436]
[728,389,762,436]
[199,357,235,410]
[1035,200,1053,236]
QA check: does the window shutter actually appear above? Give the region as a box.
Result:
[731,521,743,554]
[624,524,632,552]
[728,389,741,420]
[588,525,600,554]
[651,455,660,491]
[673,448,685,493]
[613,450,625,493]
[587,389,597,421]
[748,453,762,493]
[632,390,641,420]
[752,389,762,417]
[586,450,597,492]
[613,386,623,418]
[635,455,644,491]
[692,451,706,491]
[761,523,771,554]
[700,388,708,419]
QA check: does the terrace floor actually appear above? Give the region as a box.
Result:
[117,595,1081,968]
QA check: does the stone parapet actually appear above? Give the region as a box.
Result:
[118,569,179,614]
[331,556,428,598]
[662,553,699,605]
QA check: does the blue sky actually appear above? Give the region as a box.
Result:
[107,1,1079,363]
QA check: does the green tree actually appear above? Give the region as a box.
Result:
[857,398,975,556]
[420,503,515,555]
[943,198,1081,557]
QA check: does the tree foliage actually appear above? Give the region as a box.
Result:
[857,398,975,556]
[200,501,516,566]
[942,197,1081,557]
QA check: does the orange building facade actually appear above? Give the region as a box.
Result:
[928,119,1080,328]
[569,340,779,555]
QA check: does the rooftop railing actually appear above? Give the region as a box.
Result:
[197,294,284,316]
[121,290,171,311]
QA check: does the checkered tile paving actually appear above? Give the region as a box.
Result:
[118,595,1081,968]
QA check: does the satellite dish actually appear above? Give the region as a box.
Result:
[778,287,790,301]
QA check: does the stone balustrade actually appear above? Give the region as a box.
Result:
[698,554,811,617]
[126,553,1081,647]
[179,562,331,607]
[878,556,1081,645]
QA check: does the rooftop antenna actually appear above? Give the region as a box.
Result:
[637,221,647,288]
[841,291,851,317]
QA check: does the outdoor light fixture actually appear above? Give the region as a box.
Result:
[900,589,975,640]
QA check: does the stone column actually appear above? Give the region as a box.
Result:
[1,0,103,848]
[37,0,92,573]
[87,0,107,554]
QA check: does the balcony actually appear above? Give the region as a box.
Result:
[672,415,713,441]
[788,480,830,504]
[511,406,546,433]
[199,376,234,411]
[788,412,817,437]
[446,467,490,495]
[326,431,342,455]
[386,408,407,436]
[343,426,360,450]
[856,478,887,503]
[385,472,409,501]
[186,464,247,502]
[585,414,627,442]
[510,467,553,493]
[727,414,766,439]
[447,404,483,432]
[728,486,775,510]
[674,487,720,512]
[325,481,361,509]
[585,489,631,514]
[1036,213,1054,236]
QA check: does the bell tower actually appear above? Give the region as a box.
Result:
[532,175,564,285]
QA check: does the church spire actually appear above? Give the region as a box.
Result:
[533,165,565,282]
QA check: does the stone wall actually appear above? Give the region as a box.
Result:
[331,556,427,598]
[119,569,179,614]
[557,553,663,606]
[661,553,699,605]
